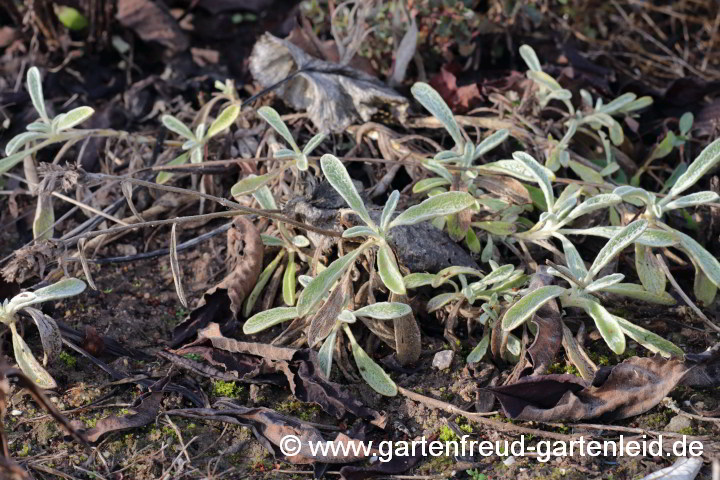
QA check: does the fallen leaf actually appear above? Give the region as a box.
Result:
[249,33,408,133]
[429,65,482,113]
[82,391,163,442]
[116,0,189,53]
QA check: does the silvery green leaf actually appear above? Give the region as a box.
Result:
[635,244,666,294]
[662,191,719,211]
[231,172,277,198]
[296,153,309,171]
[55,106,94,131]
[207,104,239,139]
[344,325,397,396]
[547,265,580,286]
[403,273,441,289]
[427,292,459,312]
[466,228,481,253]
[5,132,43,156]
[354,302,411,320]
[243,307,298,334]
[478,159,554,183]
[253,185,277,210]
[32,194,54,241]
[613,186,654,206]
[675,230,720,288]
[558,234,587,279]
[258,106,300,152]
[388,191,475,229]
[679,112,694,135]
[519,44,542,71]
[169,223,187,308]
[11,324,56,389]
[547,89,573,101]
[561,226,677,247]
[338,310,356,323]
[156,153,190,185]
[26,121,50,132]
[556,183,582,207]
[274,148,298,159]
[302,132,326,155]
[296,247,366,316]
[317,329,337,378]
[377,243,406,295]
[504,333,522,363]
[306,276,346,347]
[434,150,460,162]
[473,129,509,160]
[617,96,653,113]
[585,219,648,282]
[527,70,563,91]
[553,195,577,220]
[243,251,285,317]
[599,162,620,177]
[283,253,296,306]
[567,160,604,184]
[195,123,206,140]
[597,92,637,114]
[11,278,86,315]
[182,139,196,150]
[22,307,61,365]
[580,89,593,108]
[601,283,676,305]
[466,334,490,364]
[162,115,195,141]
[609,120,624,146]
[481,232,493,263]
[474,264,515,288]
[190,147,203,164]
[320,154,375,228]
[27,67,48,120]
[565,194,622,221]
[342,226,377,239]
[261,235,285,247]
[582,299,625,354]
[412,177,451,193]
[512,152,555,211]
[424,160,454,181]
[585,273,625,292]
[693,269,717,306]
[292,235,310,248]
[411,82,464,147]
[432,266,484,288]
[668,137,720,197]
[614,315,683,358]
[380,190,400,231]
[501,285,565,331]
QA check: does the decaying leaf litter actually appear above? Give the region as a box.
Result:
[1,1,720,479]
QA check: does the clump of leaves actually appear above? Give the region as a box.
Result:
[230,106,326,196]
[503,221,682,357]
[0,278,86,388]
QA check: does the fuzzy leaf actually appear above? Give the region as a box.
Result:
[243,307,298,334]
[404,273,441,289]
[519,44,542,71]
[55,106,94,131]
[344,325,397,396]
[5,132,43,156]
[320,154,375,228]
[377,243,406,295]
[380,190,400,231]
[283,253,296,306]
[601,283,676,305]
[231,172,278,198]
[693,269,717,306]
[635,244,666,294]
[585,220,647,282]
[253,185,278,210]
[22,307,62,366]
[583,300,625,355]
[33,194,54,241]
[614,316,683,358]
[302,132,326,155]
[474,129,509,159]
[668,137,720,197]
[354,302,411,320]
[11,324,56,388]
[412,177,451,193]
[258,106,299,151]
[466,333,490,364]
[427,292,459,312]
[389,191,475,229]
[297,247,366,316]
[472,221,515,236]
[244,251,285,317]
[317,329,337,378]
[342,226,377,239]
[675,230,720,288]
[479,159,555,183]
[27,67,47,120]
[207,105,239,139]
[559,234,587,279]
[162,115,195,140]
[411,82,464,147]
[585,273,625,292]
[501,285,565,331]
[662,191,719,211]
[565,194,622,221]
[512,152,555,211]
[156,153,190,185]
[561,226,677,247]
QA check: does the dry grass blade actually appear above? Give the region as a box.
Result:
[170,223,187,308]
[121,180,145,222]
[76,238,96,290]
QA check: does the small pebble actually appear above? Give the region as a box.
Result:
[665,415,692,433]
[432,350,454,370]
[10,409,22,416]
[503,456,516,466]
